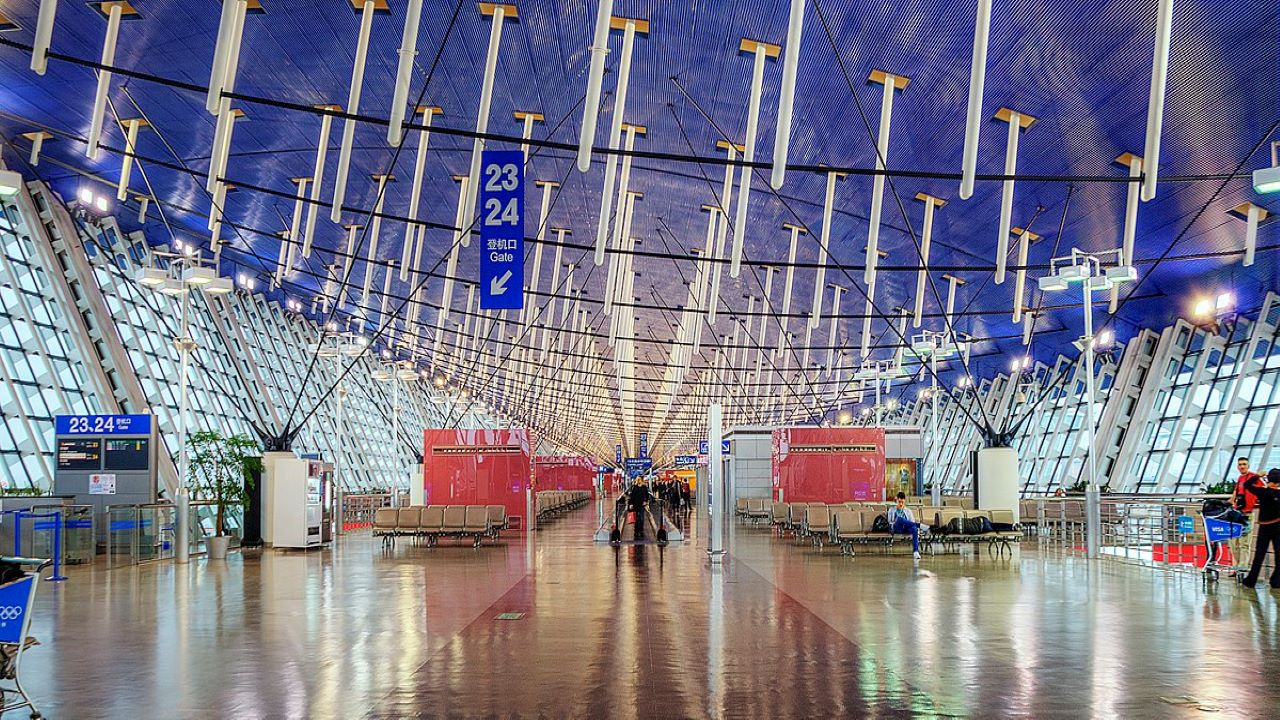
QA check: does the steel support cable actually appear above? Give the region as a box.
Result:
[1005,121,1280,442]
[282,0,468,436]
[644,224,810,426]
[806,0,995,433]
[669,78,992,433]
[18,118,1273,283]
[660,109,831,424]
[0,35,1255,185]
[0,143,276,442]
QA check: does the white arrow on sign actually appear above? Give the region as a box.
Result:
[490,269,513,296]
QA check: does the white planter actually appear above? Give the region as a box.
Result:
[206,535,232,560]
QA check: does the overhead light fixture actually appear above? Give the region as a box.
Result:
[1105,265,1138,283]
[1037,275,1069,292]
[182,265,217,286]
[0,169,22,197]
[203,276,233,295]
[158,278,188,296]
[135,267,167,287]
[1255,165,1280,195]
[1216,292,1235,312]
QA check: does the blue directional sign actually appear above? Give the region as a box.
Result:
[1176,515,1194,534]
[478,149,525,310]
[56,414,152,436]
[623,458,653,478]
[674,455,698,468]
[615,444,623,465]
[639,432,649,459]
[698,439,731,455]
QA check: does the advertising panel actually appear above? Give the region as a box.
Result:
[771,427,887,503]
[423,428,532,528]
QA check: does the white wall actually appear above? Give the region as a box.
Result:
[727,428,774,502]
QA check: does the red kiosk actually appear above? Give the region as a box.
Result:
[534,455,597,496]
[771,427,887,503]
[422,428,532,529]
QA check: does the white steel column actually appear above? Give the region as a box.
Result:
[707,402,725,561]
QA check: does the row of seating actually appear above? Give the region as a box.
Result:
[767,501,1022,554]
[535,490,591,519]
[373,505,508,548]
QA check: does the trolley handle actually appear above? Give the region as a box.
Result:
[0,556,53,572]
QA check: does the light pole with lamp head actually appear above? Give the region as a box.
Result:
[911,330,965,506]
[134,244,233,563]
[1037,248,1136,559]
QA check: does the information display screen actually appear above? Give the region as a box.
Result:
[104,439,150,471]
[57,438,102,471]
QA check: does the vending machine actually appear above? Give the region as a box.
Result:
[267,456,325,549]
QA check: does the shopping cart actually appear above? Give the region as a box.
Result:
[1201,500,1247,584]
[0,557,50,719]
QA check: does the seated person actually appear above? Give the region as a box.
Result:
[886,492,922,561]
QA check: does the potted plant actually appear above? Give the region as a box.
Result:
[187,430,258,560]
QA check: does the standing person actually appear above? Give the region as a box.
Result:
[1230,457,1264,568]
[1241,469,1280,589]
[887,492,922,561]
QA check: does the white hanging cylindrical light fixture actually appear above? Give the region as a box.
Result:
[330,0,379,224]
[864,71,908,285]
[205,0,247,115]
[912,193,945,328]
[31,0,60,76]
[770,0,806,190]
[86,1,128,160]
[810,170,845,329]
[1141,0,1175,202]
[461,4,518,246]
[577,0,617,173]
[730,39,780,279]
[302,105,340,256]
[993,108,1035,284]
[387,0,425,147]
[400,106,441,278]
[1010,227,1039,323]
[959,0,992,200]
[592,17,645,266]
[115,118,147,201]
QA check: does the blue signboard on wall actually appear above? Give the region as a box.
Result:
[478,149,525,310]
[698,439,731,455]
[55,414,152,436]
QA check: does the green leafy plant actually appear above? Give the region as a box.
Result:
[0,487,46,497]
[187,430,258,537]
[1202,480,1234,495]
[1064,479,1113,495]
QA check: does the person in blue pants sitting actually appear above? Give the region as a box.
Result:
[886,492,922,561]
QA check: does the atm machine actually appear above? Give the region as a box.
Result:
[267,456,326,549]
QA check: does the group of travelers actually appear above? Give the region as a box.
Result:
[1230,457,1280,590]
[653,477,692,514]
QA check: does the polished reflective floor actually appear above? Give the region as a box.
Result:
[21,502,1280,719]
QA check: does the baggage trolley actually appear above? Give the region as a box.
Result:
[0,557,51,719]
[1201,506,1246,585]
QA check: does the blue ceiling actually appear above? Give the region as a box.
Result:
[0,0,1276,424]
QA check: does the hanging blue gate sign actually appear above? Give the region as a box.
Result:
[615,445,623,465]
[478,149,525,310]
[639,432,649,459]
[698,439,731,455]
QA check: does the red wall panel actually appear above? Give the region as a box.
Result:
[772,427,887,503]
[423,429,532,526]
[534,455,598,495]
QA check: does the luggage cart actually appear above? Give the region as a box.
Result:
[1201,501,1246,585]
[0,556,50,719]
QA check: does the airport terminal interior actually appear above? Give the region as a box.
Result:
[0,0,1275,718]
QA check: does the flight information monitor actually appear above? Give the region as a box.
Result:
[56,438,102,471]
[104,439,150,471]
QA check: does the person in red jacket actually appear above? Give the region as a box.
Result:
[1230,457,1264,567]
[1241,469,1280,589]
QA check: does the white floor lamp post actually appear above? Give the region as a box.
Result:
[911,331,962,507]
[135,248,233,563]
[1038,248,1135,559]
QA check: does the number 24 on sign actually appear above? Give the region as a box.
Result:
[483,162,520,227]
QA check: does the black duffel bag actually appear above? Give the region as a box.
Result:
[871,514,891,533]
